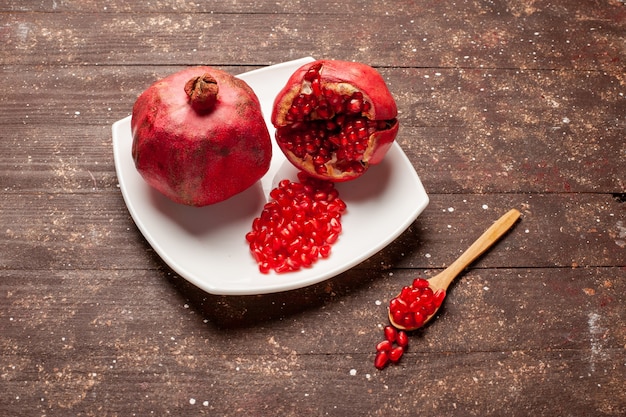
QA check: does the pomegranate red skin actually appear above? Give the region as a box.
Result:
[131,66,271,206]
[271,59,399,181]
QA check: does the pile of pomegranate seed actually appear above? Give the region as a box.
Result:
[276,64,384,176]
[374,325,409,370]
[389,278,446,330]
[246,172,347,274]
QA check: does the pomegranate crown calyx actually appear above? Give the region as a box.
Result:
[184,73,219,113]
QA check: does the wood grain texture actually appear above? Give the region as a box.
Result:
[1,0,625,416]
[1,66,623,194]
[2,2,625,70]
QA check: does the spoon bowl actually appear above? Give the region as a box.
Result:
[389,208,521,331]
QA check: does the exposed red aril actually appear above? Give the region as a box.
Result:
[376,340,392,353]
[374,351,390,370]
[374,327,409,370]
[384,325,397,343]
[412,278,430,289]
[389,346,404,363]
[388,278,447,330]
[271,60,399,182]
[131,67,271,206]
[246,172,346,274]
[396,330,408,348]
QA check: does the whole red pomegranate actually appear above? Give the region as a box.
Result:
[131,67,272,206]
[271,60,399,181]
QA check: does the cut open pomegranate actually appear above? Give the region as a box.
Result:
[246,172,346,274]
[271,60,399,181]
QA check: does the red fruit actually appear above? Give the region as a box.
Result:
[384,325,398,343]
[374,327,409,370]
[376,340,392,352]
[388,278,447,330]
[396,331,409,348]
[131,67,272,206]
[247,172,346,274]
[389,346,404,363]
[412,278,430,289]
[271,60,399,181]
[374,351,390,370]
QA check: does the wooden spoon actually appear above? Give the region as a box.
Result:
[389,208,521,331]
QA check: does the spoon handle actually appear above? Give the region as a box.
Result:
[430,208,521,290]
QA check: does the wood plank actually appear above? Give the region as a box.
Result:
[1,193,624,271]
[1,122,622,194]
[2,265,624,356]
[3,125,624,195]
[6,0,440,13]
[1,267,624,415]
[0,349,623,416]
[5,0,626,19]
[361,193,626,269]
[2,66,624,130]
[1,65,623,194]
[2,5,624,70]
[1,1,624,415]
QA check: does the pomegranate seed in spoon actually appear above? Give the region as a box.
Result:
[388,209,521,331]
[375,209,520,370]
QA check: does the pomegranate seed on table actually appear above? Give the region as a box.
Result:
[389,346,404,363]
[384,325,397,343]
[376,340,393,353]
[374,350,390,370]
[396,330,409,348]
[374,326,409,370]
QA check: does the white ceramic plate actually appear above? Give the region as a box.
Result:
[112,57,429,295]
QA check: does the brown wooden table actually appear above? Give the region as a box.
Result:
[2,1,624,416]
